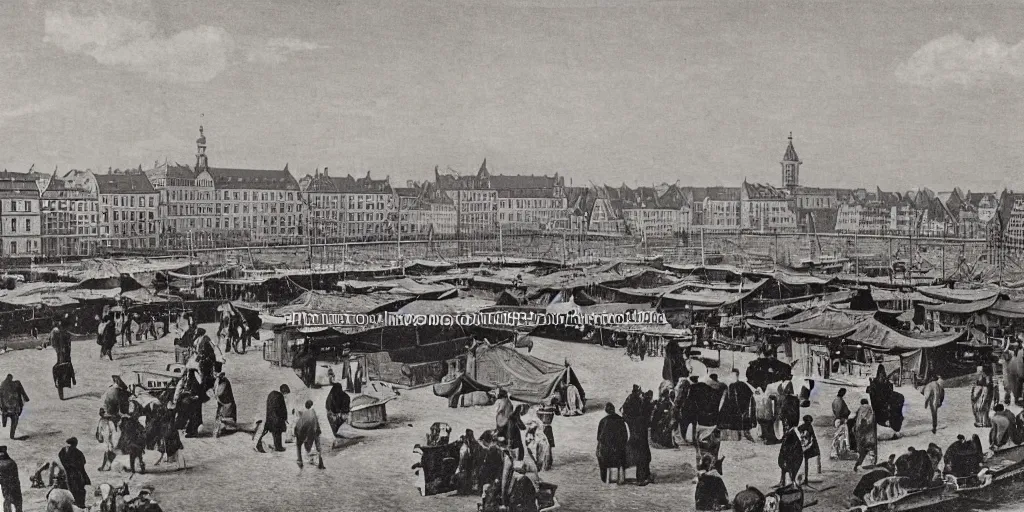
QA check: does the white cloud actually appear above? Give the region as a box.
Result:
[43,8,233,83]
[0,96,77,124]
[896,33,1024,87]
[246,37,326,65]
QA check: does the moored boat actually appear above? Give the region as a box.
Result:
[845,480,958,512]
[951,444,1024,502]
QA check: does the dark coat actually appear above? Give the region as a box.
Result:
[625,401,652,467]
[0,453,21,502]
[662,342,689,383]
[264,390,288,433]
[733,487,766,512]
[719,382,757,431]
[779,394,801,429]
[778,429,803,479]
[58,446,90,495]
[0,377,29,416]
[895,449,933,489]
[326,384,351,415]
[695,472,730,511]
[597,412,628,468]
[690,383,722,427]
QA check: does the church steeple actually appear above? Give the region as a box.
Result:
[195,123,208,172]
[781,132,801,189]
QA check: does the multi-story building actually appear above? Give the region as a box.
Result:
[740,181,797,232]
[493,173,567,233]
[967,192,999,223]
[688,186,741,232]
[394,183,457,237]
[182,127,303,244]
[303,168,395,241]
[620,185,687,237]
[145,157,216,248]
[40,173,98,257]
[0,171,42,256]
[72,169,160,250]
[434,161,498,236]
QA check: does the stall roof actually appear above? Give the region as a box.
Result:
[772,271,836,287]
[747,306,965,351]
[923,296,998,315]
[918,285,1000,303]
[396,297,495,316]
[273,291,412,317]
[989,299,1024,319]
[870,287,940,304]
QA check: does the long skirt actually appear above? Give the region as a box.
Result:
[973,388,993,428]
[830,422,852,460]
[759,420,780,445]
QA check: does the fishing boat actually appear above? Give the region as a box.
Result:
[845,481,958,512]
[952,444,1024,502]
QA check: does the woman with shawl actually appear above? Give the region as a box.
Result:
[650,389,677,448]
[990,403,1016,451]
[971,366,994,428]
[455,429,481,495]
[325,383,351,436]
[867,364,905,437]
[562,382,584,417]
[754,388,780,445]
[213,373,236,437]
[853,398,878,472]
[172,369,206,438]
[100,314,117,361]
[778,383,801,432]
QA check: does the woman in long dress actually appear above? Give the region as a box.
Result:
[972,366,994,428]
[650,389,677,448]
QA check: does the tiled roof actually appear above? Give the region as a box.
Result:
[95,172,157,194]
[42,178,93,199]
[207,167,299,191]
[743,181,789,200]
[304,171,392,194]
[705,186,741,201]
[489,174,563,190]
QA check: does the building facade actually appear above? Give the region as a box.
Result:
[0,171,42,256]
[740,181,797,232]
[40,174,98,257]
[303,168,396,241]
[83,170,160,250]
[434,161,498,236]
[146,159,216,248]
[493,173,567,233]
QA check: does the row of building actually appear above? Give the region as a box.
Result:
[0,128,1019,259]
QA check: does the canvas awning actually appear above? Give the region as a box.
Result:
[923,296,998,315]
[747,306,965,351]
[772,271,835,287]
[988,299,1024,319]
[918,285,1000,303]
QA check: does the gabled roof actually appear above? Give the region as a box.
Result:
[94,172,157,194]
[207,167,299,191]
[304,171,391,194]
[490,174,562,190]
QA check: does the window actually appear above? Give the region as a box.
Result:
[149,197,154,207]
[25,219,30,232]
[24,201,31,212]
[8,242,14,255]
[9,219,14,233]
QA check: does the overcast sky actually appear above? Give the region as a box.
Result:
[2,0,1023,191]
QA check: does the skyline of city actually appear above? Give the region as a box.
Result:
[2,1,1024,190]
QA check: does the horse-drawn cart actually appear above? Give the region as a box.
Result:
[129,365,185,399]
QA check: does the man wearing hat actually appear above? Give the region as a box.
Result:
[58,437,90,508]
[255,384,290,453]
[0,445,22,512]
[125,486,162,512]
[0,374,29,440]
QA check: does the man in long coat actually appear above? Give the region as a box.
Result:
[596,402,628,484]
[625,391,653,485]
[662,340,689,384]
[0,375,29,440]
[972,366,995,428]
[51,322,76,400]
[718,369,756,441]
[922,375,945,435]
[0,445,21,512]
[853,398,877,472]
[57,438,89,508]
[293,400,324,469]
[256,384,290,453]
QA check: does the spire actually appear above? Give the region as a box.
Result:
[783,132,800,162]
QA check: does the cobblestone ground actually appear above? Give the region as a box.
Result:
[0,325,1002,511]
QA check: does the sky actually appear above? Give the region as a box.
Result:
[2,0,1024,192]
